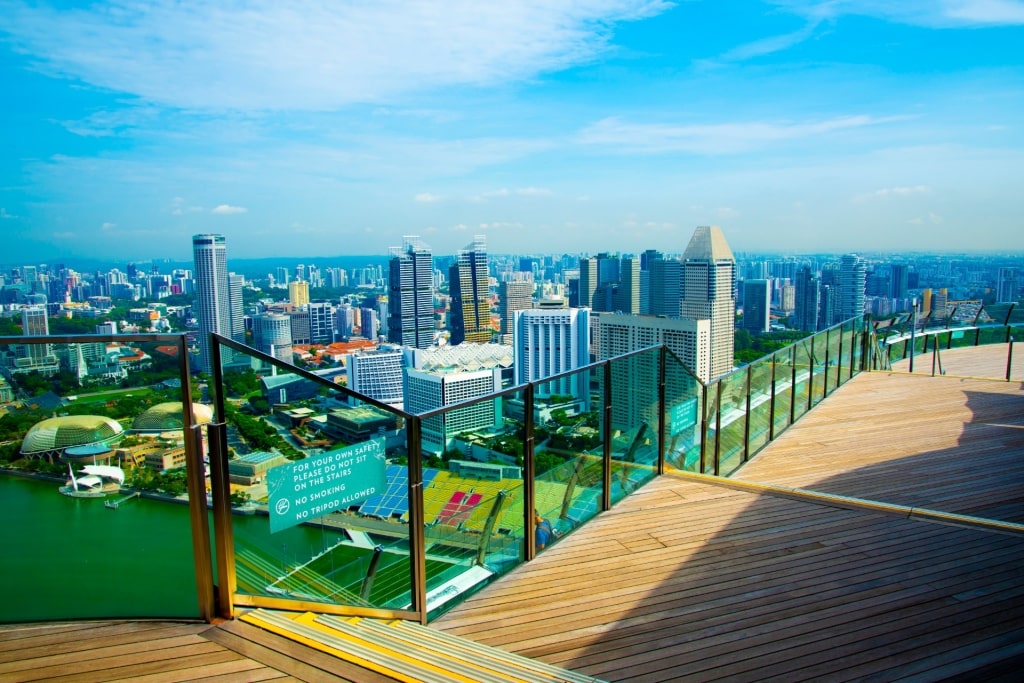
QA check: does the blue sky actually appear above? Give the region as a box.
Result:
[1,0,1022,263]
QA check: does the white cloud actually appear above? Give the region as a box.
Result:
[415,192,442,203]
[0,208,16,219]
[578,114,904,154]
[516,187,553,197]
[855,185,932,202]
[1,1,673,110]
[211,204,247,215]
[769,0,1024,27]
[717,207,740,219]
[101,222,116,230]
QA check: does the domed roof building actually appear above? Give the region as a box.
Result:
[131,402,213,434]
[21,415,125,462]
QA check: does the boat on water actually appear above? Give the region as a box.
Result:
[60,464,125,498]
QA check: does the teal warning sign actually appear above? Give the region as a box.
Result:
[266,438,386,533]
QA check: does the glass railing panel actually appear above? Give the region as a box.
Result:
[703,380,721,474]
[717,368,748,476]
[0,335,201,621]
[216,342,412,612]
[747,357,773,456]
[824,325,841,395]
[663,353,702,474]
[423,386,527,617]
[841,320,857,384]
[792,340,811,421]
[608,349,659,502]
[772,349,793,437]
[809,332,827,408]
[532,365,604,552]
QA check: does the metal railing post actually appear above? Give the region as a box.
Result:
[181,335,216,622]
[713,381,723,477]
[406,416,428,623]
[768,353,777,441]
[523,383,537,560]
[699,383,709,474]
[1008,337,1015,382]
[742,364,752,464]
[657,346,667,476]
[602,361,612,512]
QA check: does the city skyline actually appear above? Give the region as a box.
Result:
[2,1,1023,263]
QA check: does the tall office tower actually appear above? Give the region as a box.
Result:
[288,310,311,345]
[21,306,51,364]
[780,283,796,313]
[680,226,736,380]
[335,303,355,339]
[228,273,246,343]
[742,279,771,333]
[307,301,334,344]
[838,254,866,322]
[288,280,310,308]
[252,313,293,364]
[578,257,598,308]
[818,284,837,330]
[513,308,590,402]
[295,264,306,283]
[275,267,290,287]
[406,365,504,454]
[932,288,949,319]
[997,267,1019,303]
[793,265,820,331]
[641,249,663,271]
[192,234,231,374]
[359,307,379,339]
[614,257,641,314]
[346,345,405,408]
[449,236,492,345]
[387,236,435,349]
[598,313,710,430]
[500,279,534,344]
[649,258,682,317]
[890,264,909,300]
[921,288,933,316]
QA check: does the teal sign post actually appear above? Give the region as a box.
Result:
[266,438,387,533]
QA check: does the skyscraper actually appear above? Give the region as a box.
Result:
[228,273,246,343]
[742,279,771,334]
[649,258,682,317]
[614,257,640,314]
[513,308,590,401]
[793,265,820,332]
[578,257,597,309]
[838,254,866,322]
[449,236,492,344]
[499,279,534,344]
[252,313,293,364]
[997,267,1019,303]
[387,236,434,349]
[288,280,309,307]
[192,234,231,374]
[680,225,736,380]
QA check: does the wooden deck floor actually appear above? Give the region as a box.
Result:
[433,355,1024,681]
[3,346,1023,682]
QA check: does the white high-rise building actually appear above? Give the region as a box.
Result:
[192,234,232,374]
[598,313,710,430]
[346,346,405,408]
[838,254,866,322]
[252,313,293,364]
[680,225,735,380]
[228,273,246,343]
[513,308,590,401]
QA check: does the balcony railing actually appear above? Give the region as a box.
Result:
[7,310,1017,624]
